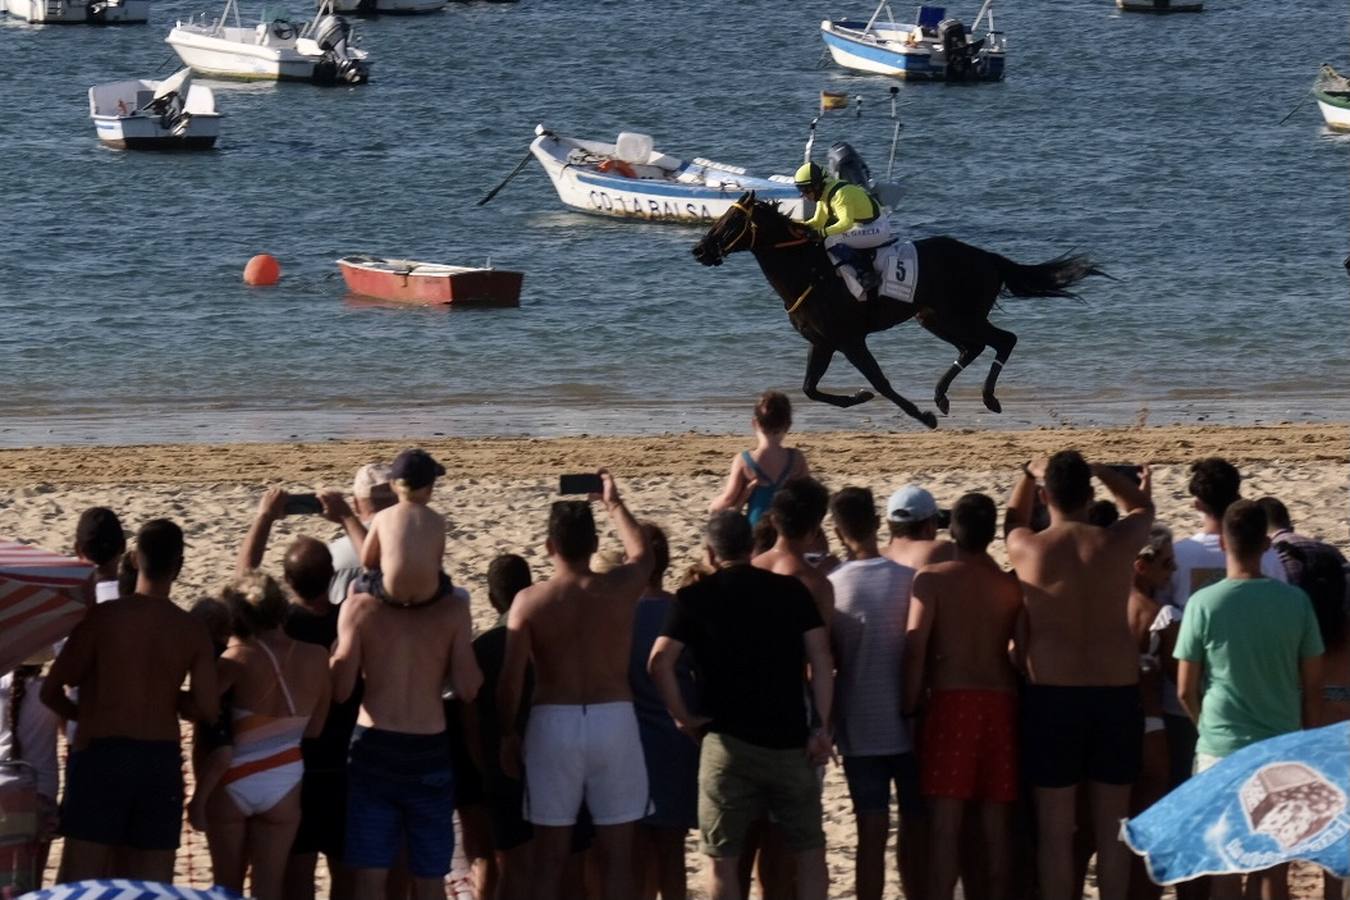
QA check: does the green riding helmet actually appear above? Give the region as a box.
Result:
[794,161,826,193]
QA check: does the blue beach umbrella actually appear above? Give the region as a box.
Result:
[18,881,246,900]
[1123,722,1350,884]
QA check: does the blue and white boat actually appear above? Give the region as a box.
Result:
[820,1,1006,82]
[529,125,805,224]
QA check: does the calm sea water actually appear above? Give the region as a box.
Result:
[1,0,1347,445]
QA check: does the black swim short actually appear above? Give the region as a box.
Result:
[354,568,453,609]
[1021,684,1143,788]
[62,738,183,851]
[291,769,347,859]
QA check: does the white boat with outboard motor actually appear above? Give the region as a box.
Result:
[89,68,222,150]
[820,1,1005,81]
[528,126,806,223]
[166,0,369,84]
[3,0,146,24]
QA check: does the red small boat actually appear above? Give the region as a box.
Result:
[336,255,524,307]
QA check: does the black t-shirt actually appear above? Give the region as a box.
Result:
[662,564,824,749]
[285,603,362,774]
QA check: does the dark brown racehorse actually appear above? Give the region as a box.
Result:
[691,192,1107,429]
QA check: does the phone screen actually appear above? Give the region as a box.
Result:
[558,474,603,495]
[283,493,324,515]
[1107,465,1142,486]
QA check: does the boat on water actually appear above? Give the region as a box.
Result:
[529,126,805,224]
[328,0,442,15]
[337,256,523,306]
[1116,0,1203,12]
[1313,64,1350,132]
[820,1,1005,81]
[3,0,146,24]
[166,0,369,84]
[88,68,222,150]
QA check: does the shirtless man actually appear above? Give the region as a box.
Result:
[41,519,219,883]
[332,484,483,900]
[358,448,451,607]
[904,493,1023,900]
[1005,452,1154,900]
[753,477,834,625]
[498,470,652,900]
[883,485,956,571]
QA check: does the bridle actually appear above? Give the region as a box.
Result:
[707,199,811,262]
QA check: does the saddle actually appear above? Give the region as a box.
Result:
[838,241,919,303]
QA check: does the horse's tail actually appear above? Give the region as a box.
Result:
[992,251,1108,301]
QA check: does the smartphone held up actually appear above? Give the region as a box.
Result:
[558,473,603,496]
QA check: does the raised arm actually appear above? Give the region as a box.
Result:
[447,594,484,704]
[599,469,653,590]
[320,491,368,557]
[1093,463,1155,519]
[237,487,288,575]
[330,594,364,704]
[903,571,936,716]
[1004,459,1043,540]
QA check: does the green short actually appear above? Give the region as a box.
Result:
[698,732,825,858]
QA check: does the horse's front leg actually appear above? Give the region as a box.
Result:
[802,341,875,408]
[839,340,938,430]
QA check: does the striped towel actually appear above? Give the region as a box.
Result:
[18,879,246,899]
[0,542,93,674]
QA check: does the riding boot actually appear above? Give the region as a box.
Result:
[836,264,870,302]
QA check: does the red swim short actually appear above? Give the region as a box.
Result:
[919,689,1018,804]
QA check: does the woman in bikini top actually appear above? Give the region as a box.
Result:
[708,390,811,526]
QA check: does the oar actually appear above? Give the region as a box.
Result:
[1277,95,1308,125]
[477,145,536,207]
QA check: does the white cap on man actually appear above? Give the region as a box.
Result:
[352,463,393,499]
[886,485,939,523]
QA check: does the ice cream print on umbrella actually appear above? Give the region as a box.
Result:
[1124,723,1350,882]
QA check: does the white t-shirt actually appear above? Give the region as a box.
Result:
[327,532,363,606]
[0,672,60,800]
[1166,532,1287,609]
[828,557,915,756]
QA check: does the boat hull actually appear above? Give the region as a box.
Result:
[92,114,220,149]
[4,0,148,23]
[330,0,443,13]
[1315,96,1350,132]
[1116,0,1203,11]
[166,27,369,83]
[337,258,523,307]
[821,20,1005,81]
[530,132,804,224]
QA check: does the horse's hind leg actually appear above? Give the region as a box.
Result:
[802,341,875,408]
[980,324,1017,413]
[839,340,938,430]
[933,345,984,416]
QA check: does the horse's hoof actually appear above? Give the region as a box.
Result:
[934,394,950,416]
[919,411,939,430]
[850,390,875,406]
[983,393,1003,414]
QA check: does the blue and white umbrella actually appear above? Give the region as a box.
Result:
[1123,722,1350,883]
[18,881,246,900]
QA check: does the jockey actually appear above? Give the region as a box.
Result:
[793,161,892,301]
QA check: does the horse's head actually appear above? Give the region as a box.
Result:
[692,192,759,267]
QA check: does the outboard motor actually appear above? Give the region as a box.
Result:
[938,17,975,81]
[313,14,368,85]
[826,142,872,189]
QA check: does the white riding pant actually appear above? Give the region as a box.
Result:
[824,215,896,299]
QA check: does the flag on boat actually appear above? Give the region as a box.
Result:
[0,542,93,676]
[819,90,849,112]
[17,880,246,899]
[1122,722,1350,883]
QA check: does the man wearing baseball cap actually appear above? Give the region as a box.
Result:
[882,485,955,571]
[323,462,395,606]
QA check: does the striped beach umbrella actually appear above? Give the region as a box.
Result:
[18,880,246,899]
[0,542,93,676]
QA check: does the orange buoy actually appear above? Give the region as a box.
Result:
[243,254,281,286]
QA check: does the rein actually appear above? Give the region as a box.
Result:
[712,200,820,316]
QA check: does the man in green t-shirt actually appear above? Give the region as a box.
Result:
[1174,499,1324,900]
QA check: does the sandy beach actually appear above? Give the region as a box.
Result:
[8,422,1345,898]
